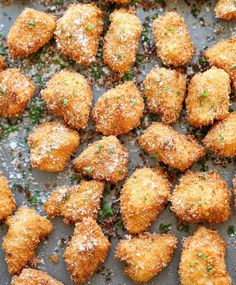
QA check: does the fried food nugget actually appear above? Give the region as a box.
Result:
[186,67,230,128]
[44,180,104,224]
[73,136,128,184]
[0,55,5,70]
[120,168,170,234]
[2,206,53,275]
[171,171,231,224]
[0,68,35,117]
[139,122,205,171]
[115,233,177,283]
[8,8,56,58]
[55,4,103,66]
[179,227,232,285]
[92,81,144,136]
[152,12,194,66]
[103,9,142,73]
[215,0,236,20]
[28,121,80,172]
[144,66,186,124]
[203,112,236,157]
[64,218,110,285]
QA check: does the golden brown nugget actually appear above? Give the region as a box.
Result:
[186,68,230,128]
[73,136,128,184]
[42,70,93,130]
[44,180,104,224]
[28,121,80,172]
[115,233,177,283]
[0,55,5,70]
[55,4,103,66]
[103,9,142,73]
[8,8,56,58]
[92,81,144,136]
[179,227,232,285]
[0,68,35,117]
[203,112,236,157]
[139,122,205,172]
[152,12,194,66]
[144,66,186,124]
[64,218,110,285]
[171,171,231,224]
[120,168,170,234]
[3,207,53,275]
[215,0,236,20]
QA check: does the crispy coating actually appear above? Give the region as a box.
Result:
[139,122,205,171]
[215,0,236,20]
[152,12,194,66]
[186,67,230,128]
[2,207,53,275]
[92,81,144,135]
[42,70,92,130]
[0,55,5,70]
[179,227,232,285]
[55,4,103,66]
[0,68,35,117]
[203,112,236,157]
[171,171,231,224]
[115,233,177,283]
[73,136,128,184]
[103,9,142,73]
[8,8,56,58]
[64,218,110,285]
[44,180,104,224]
[28,121,80,172]
[120,167,170,234]
[144,66,186,124]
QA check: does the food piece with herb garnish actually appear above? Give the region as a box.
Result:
[215,0,236,20]
[7,8,56,58]
[115,233,177,283]
[0,55,5,70]
[120,167,170,234]
[179,227,231,285]
[3,206,53,275]
[28,121,80,172]
[55,4,103,66]
[73,136,128,184]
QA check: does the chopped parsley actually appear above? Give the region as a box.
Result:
[202,90,209,98]
[28,190,42,206]
[228,225,235,236]
[177,223,190,233]
[130,98,138,105]
[29,100,45,124]
[159,223,172,233]
[95,145,104,153]
[219,135,225,144]
[206,265,214,272]
[98,202,113,223]
[122,71,132,81]
[62,98,69,106]
[85,25,94,31]
[83,166,93,176]
[28,20,36,29]
[230,64,236,69]
[191,5,200,17]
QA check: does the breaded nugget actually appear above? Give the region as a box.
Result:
[28,121,80,172]
[92,81,144,136]
[73,136,128,184]
[44,180,104,224]
[179,227,232,285]
[55,4,103,66]
[64,218,110,285]
[152,12,194,66]
[144,66,186,124]
[0,68,35,117]
[203,112,236,157]
[139,122,205,171]
[103,9,142,73]
[2,206,53,275]
[8,8,56,58]
[215,0,236,20]
[115,233,177,283]
[42,70,92,130]
[120,167,170,234]
[186,68,230,128]
[171,171,231,224]
[0,55,5,70]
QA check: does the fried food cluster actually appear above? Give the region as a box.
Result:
[152,12,194,66]
[103,9,142,73]
[0,68,35,117]
[215,0,236,20]
[115,233,177,283]
[144,66,186,124]
[28,121,80,172]
[3,206,53,275]
[179,227,232,285]
[0,55,5,70]
[55,4,103,66]
[120,167,170,233]
[73,136,128,184]
[8,8,56,58]
[92,81,144,135]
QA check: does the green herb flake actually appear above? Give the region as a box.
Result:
[29,101,45,124]
[164,86,170,91]
[62,98,69,106]
[95,145,104,153]
[85,25,94,31]
[202,90,209,98]
[219,135,225,144]
[177,223,190,233]
[159,223,172,233]
[230,64,236,69]
[83,166,93,176]
[29,20,36,29]
[228,225,235,236]
[206,265,214,272]
[63,194,70,200]
[191,5,200,17]
[167,28,175,32]
[130,98,138,105]
[98,202,113,223]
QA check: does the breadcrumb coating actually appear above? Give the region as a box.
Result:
[0,55,5,70]
[215,0,236,20]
